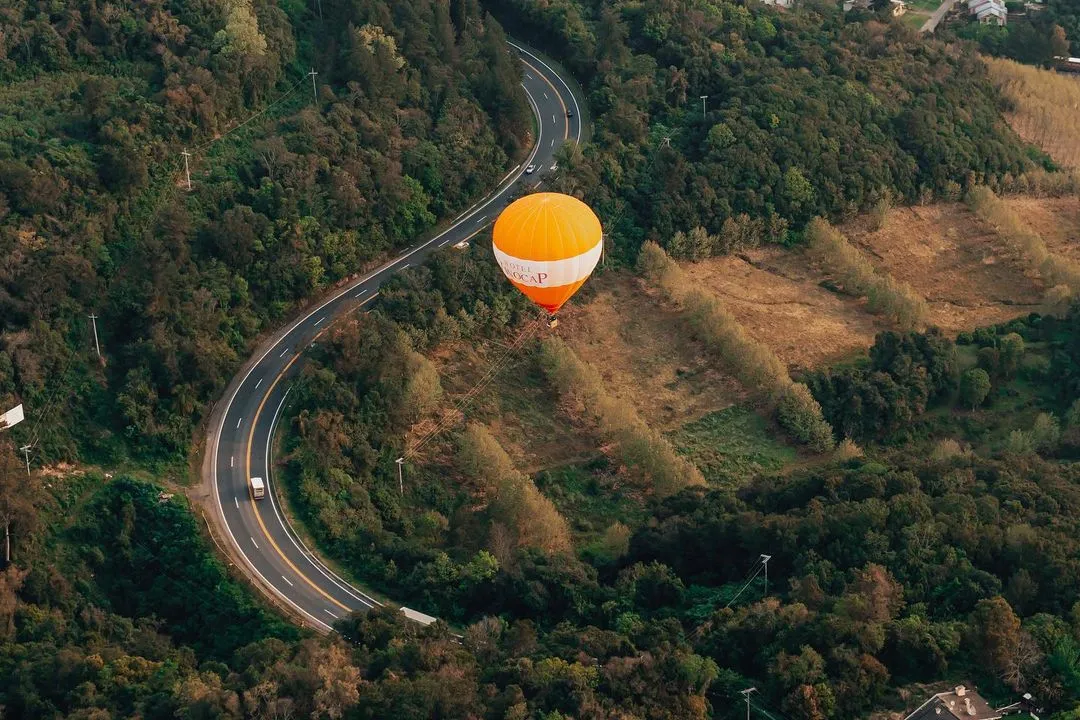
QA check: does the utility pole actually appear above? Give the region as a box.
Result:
[741,687,757,720]
[308,68,319,103]
[19,444,31,479]
[760,554,772,598]
[396,457,404,496]
[313,0,323,21]
[700,95,708,121]
[181,149,192,190]
[88,313,102,359]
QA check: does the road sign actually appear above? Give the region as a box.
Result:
[0,404,24,430]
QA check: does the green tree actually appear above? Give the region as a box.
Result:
[999,332,1025,377]
[960,368,991,410]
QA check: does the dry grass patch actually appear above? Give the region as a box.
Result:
[681,248,880,369]
[427,340,593,473]
[987,56,1080,168]
[538,335,707,497]
[841,202,1045,332]
[557,272,745,430]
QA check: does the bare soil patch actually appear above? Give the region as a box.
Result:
[682,248,881,370]
[843,203,1044,332]
[1000,195,1080,260]
[683,199,1073,370]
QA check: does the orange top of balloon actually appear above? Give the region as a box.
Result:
[492,193,603,314]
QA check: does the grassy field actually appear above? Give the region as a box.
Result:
[669,406,797,487]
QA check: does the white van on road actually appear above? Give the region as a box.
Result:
[250,476,265,500]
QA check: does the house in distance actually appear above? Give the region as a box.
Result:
[904,686,1041,720]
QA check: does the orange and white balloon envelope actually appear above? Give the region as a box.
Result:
[492,192,603,315]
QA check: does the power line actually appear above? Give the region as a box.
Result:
[402,316,545,461]
[191,75,308,153]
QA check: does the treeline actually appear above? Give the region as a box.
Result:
[804,328,959,442]
[457,422,572,557]
[637,241,835,451]
[537,336,706,497]
[806,218,929,330]
[987,56,1080,169]
[966,185,1080,303]
[493,0,1035,261]
[0,0,530,462]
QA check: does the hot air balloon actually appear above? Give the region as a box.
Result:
[492,192,602,326]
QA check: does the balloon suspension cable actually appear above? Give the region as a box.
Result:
[402,316,546,461]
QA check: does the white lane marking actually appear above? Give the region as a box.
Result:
[255,378,263,389]
[354,289,368,298]
[550,138,555,148]
[525,72,533,79]
[400,263,410,270]
[210,40,558,634]
[510,42,583,144]
[324,608,339,619]
[552,114,556,124]
[282,575,294,587]
[544,91,549,99]
[440,239,451,247]
[251,537,259,549]
[476,215,487,225]
[236,417,243,429]
[499,164,522,186]
[315,316,326,326]
[230,456,234,468]
[234,496,239,509]
[533,181,542,189]
[279,348,289,358]
[264,388,381,609]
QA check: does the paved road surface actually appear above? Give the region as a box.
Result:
[206,41,584,633]
[921,0,959,33]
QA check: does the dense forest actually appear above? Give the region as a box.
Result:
[5,0,1080,718]
[491,0,1040,261]
[0,0,529,464]
[8,302,1080,716]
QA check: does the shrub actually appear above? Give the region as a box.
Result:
[805,218,928,330]
[833,438,864,461]
[776,383,836,453]
[960,368,992,410]
[538,336,706,496]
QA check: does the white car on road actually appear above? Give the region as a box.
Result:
[525,164,536,175]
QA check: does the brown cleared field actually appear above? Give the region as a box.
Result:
[683,198,1080,370]
[426,271,746,472]
[986,56,1080,168]
[682,249,881,370]
[843,203,1044,331]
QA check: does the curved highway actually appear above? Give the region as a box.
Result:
[205,42,584,633]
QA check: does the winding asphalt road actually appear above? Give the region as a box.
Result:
[205,41,584,633]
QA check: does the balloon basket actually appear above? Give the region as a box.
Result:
[547,316,559,330]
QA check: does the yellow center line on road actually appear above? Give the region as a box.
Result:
[520,57,568,142]
[246,349,352,613]
[236,58,565,618]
